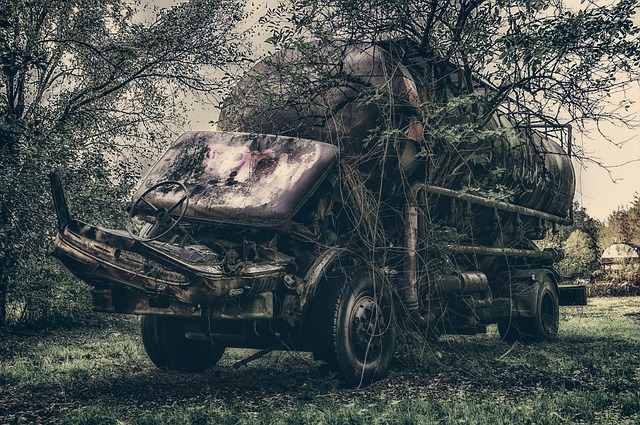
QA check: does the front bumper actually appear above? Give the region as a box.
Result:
[53,219,285,308]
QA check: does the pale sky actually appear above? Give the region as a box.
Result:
[573,107,640,221]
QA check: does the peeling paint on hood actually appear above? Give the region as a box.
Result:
[133,131,339,227]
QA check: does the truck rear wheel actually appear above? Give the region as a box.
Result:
[141,315,224,372]
[498,274,559,343]
[312,270,396,387]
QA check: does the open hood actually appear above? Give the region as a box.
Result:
[133,131,339,227]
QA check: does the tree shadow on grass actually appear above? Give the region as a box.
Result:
[49,351,340,407]
[407,332,640,397]
[40,331,638,412]
[2,324,639,423]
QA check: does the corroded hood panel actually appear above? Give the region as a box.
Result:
[134,131,339,226]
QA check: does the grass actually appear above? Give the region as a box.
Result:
[1,297,639,424]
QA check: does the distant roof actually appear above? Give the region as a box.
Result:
[602,243,639,259]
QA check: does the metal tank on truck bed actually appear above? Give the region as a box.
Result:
[218,42,576,242]
[50,41,586,388]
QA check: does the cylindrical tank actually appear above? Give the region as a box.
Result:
[218,42,574,219]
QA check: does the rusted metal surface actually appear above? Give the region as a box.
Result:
[90,287,202,317]
[444,244,556,260]
[133,131,339,227]
[427,113,576,219]
[218,44,423,147]
[220,43,575,220]
[434,272,489,295]
[53,219,286,308]
[300,247,345,311]
[421,184,571,225]
[402,197,428,329]
[207,292,274,320]
[48,40,585,381]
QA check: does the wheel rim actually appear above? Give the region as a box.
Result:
[349,293,385,362]
[540,291,558,335]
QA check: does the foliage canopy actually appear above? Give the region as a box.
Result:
[0,0,248,326]
[266,0,639,145]
[242,0,639,275]
[2,0,639,327]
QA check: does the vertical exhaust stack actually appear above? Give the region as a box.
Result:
[403,189,429,330]
[49,172,71,231]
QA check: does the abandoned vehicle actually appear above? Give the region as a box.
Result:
[51,43,587,387]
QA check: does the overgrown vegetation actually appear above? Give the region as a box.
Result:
[0,0,638,334]
[1,296,639,424]
[595,196,640,290]
[599,194,640,250]
[226,0,640,300]
[538,197,640,291]
[0,0,249,327]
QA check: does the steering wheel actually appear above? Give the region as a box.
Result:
[126,181,190,242]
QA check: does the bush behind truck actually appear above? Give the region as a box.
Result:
[50,42,586,387]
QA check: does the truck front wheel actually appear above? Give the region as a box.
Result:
[312,270,396,387]
[141,315,224,372]
[498,274,559,343]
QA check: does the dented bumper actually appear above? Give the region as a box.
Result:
[53,219,285,309]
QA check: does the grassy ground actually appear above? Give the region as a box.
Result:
[1,296,639,424]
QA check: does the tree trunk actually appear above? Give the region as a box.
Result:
[0,271,7,327]
[0,208,12,327]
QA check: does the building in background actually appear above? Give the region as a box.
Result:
[601,243,640,271]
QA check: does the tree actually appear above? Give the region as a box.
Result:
[598,194,640,251]
[271,0,639,135]
[0,0,248,326]
[597,196,640,286]
[537,202,601,271]
[222,0,637,267]
[559,229,598,277]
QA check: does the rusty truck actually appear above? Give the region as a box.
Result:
[50,42,586,387]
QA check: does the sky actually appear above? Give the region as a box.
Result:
[148,0,640,222]
[573,106,640,221]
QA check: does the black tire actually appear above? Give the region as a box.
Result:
[498,274,559,343]
[312,270,396,387]
[141,315,224,372]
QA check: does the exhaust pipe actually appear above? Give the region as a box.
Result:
[49,172,71,231]
[404,191,428,329]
